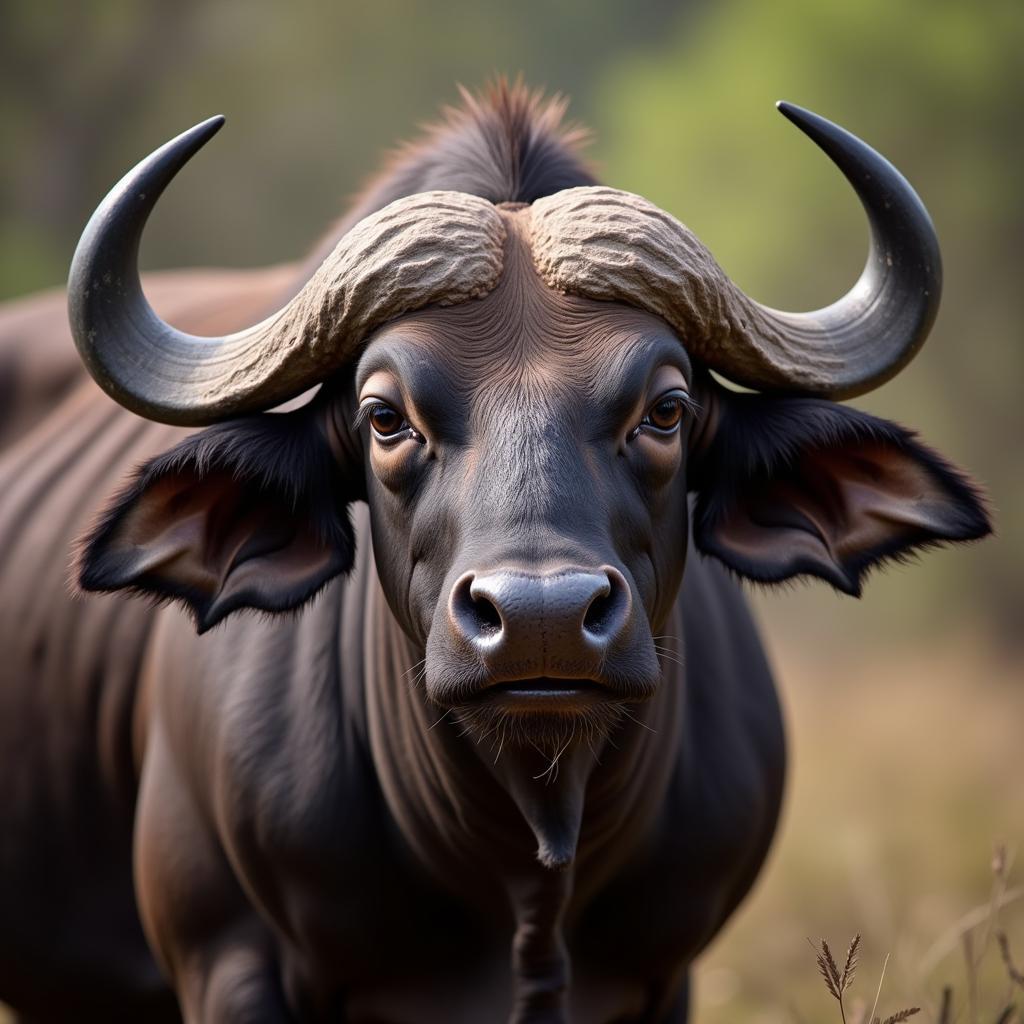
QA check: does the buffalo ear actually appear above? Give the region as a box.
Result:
[78,408,357,632]
[689,391,991,595]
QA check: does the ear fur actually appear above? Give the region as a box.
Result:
[689,387,992,596]
[78,406,357,632]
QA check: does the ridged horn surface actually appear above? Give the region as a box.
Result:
[529,102,941,397]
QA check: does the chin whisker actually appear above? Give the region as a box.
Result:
[447,694,630,773]
[615,701,657,734]
[534,727,576,783]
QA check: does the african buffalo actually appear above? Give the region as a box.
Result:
[0,84,989,1023]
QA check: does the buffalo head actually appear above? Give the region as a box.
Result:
[73,105,989,838]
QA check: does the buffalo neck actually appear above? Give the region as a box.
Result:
[354,515,686,913]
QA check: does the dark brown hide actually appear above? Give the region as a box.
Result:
[0,269,292,1023]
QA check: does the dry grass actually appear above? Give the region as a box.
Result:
[807,895,1023,1024]
[694,623,1024,1023]
[805,858,1023,1024]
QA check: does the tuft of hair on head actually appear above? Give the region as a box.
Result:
[346,76,597,219]
[440,75,597,204]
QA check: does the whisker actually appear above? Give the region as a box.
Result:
[655,656,685,670]
[401,658,426,680]
[617,703,657,734]
[494,717,511,765]
[653,647,684,667]
[427,708,453,731]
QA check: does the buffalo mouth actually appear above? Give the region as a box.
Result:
[426,668,660,712]
[476,677,621,710]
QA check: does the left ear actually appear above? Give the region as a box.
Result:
[689,387,992,595]
[77,403,359,632]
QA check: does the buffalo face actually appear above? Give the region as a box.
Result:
[343,232,693,736]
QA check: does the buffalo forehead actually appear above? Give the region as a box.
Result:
[356,297,689,421]
[355,204,691,406]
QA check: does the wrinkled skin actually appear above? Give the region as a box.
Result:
[0,196,991,1024]
[82,215,988,1024]
[131,513,778,1024]
[0,232,788,1024]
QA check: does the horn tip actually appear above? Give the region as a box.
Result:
[172,115,225,157]
[775,101,838,149]
[197,114,227,138]
[775,100,809,125]
[178,115,226,151]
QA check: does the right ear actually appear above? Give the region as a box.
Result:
[686,377,991,595]
[77,404,361,633]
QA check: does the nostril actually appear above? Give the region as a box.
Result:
[582,568,630,640]
[472,594,502,634]
[449,572,504,644]
[583,590,614,634]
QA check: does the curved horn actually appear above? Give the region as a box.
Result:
[68,119,505,425]
[530,104,941,398]
[744,101,942,397]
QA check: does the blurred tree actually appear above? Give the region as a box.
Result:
[0,1,208,295]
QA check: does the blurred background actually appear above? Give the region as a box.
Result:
[2,1,1021,1020]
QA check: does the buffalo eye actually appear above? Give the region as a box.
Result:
[632,391,688,439]
[369,403,405,436]
[362,401,422,443]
